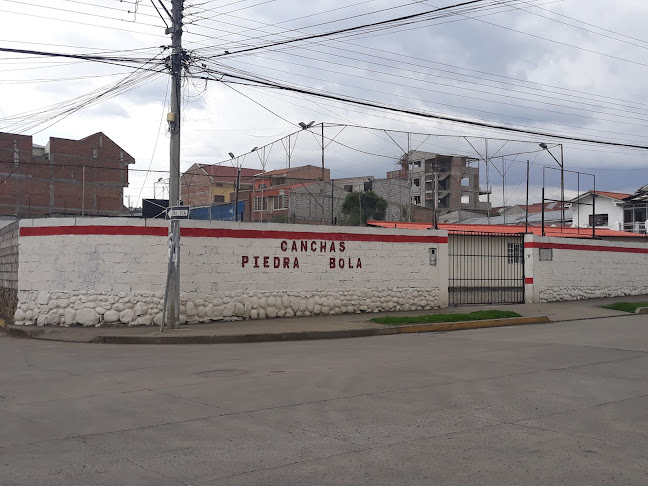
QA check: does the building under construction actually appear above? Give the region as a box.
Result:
[388,151,491,215]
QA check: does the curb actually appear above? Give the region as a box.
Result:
[5,316,551,344]
[90,327,398,345]
[395,316,551,334]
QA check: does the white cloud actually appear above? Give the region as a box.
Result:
[2,0,648,207]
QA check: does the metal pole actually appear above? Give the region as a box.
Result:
[525,159,529,233]
[542,167,545,236]
[485,139,490,224]
[502,157,505,224]
[358,192,362,225]
[434,171,439,230]
[234,166,241,221]
[560,144,565,231]
[577,173,580,233]
[321,123,325,224]
[331,179,334,225]
[593,177,596,239]
[407,133,412,222]
[81,166,85,217]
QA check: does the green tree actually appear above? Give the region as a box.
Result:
[341,191,388,225]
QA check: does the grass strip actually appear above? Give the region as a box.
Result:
[602,302,648,313]
[371,310,522,325]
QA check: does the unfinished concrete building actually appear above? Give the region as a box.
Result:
[389,151,490,215]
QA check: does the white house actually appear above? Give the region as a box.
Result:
[567,191,630,230]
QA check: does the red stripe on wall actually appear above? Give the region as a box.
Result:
[181,227,448,244]
[20,225,448,244]
[526,241,648,254]
[20,226,167,237]
[525,278,534,284]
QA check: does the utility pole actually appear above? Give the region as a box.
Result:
[162,0,184,331]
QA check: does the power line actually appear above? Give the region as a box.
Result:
[209,0,516,58]
[196,68,648,150]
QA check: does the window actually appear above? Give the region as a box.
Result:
[589,213,609,227]
[254,196,263,211]
[413,195,421,205]
[461,177,470,187]
[272,195,284,210]
[213,195,225,203]
[92,147,98,159]
[344,185,353,193]
[507,243,523,264]
[413,178,420,187]
[272,177,286,186]
[461,195,470,204]
[283,194,289,209]
[364,181,373,191]
[258,183,268,189]
[413,161,421,168]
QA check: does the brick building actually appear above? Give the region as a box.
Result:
[180,164,263,207]
[0,132,134,217]
[237,165,330,222]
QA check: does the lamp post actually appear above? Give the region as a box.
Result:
[540,143,564,229]
[229,152,241,222]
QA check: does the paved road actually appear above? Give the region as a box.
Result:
[2,315,648,485]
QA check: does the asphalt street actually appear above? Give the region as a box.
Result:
[2,315,648,485]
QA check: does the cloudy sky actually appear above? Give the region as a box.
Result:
[2,0,648,207]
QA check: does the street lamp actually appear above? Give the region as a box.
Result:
[539,143,565,229]
[154,177,166,199]
[299,121,315,130]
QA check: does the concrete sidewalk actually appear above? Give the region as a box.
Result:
[2,295,647,344]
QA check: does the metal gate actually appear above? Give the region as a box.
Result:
[448,231,525,305]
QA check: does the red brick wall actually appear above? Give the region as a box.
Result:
[0,132,133,217]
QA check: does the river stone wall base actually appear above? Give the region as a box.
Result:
[14,288,441,327]
[539,286,648,303]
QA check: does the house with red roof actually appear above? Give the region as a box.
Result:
[237,165,330,222]
[180,163,263,207]
[567,190,631,231]
[367,220,646,241]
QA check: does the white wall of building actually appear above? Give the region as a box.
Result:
[570,194,624,230]
[14,218,449,326]
[524,235,648,303]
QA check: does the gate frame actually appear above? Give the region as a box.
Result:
[448,230,526,306]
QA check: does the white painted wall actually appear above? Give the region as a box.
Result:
[525,234,648,303]
[14,218,449,326]
[570,194,624,230]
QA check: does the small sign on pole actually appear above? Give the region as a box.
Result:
[167,205,190,220]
